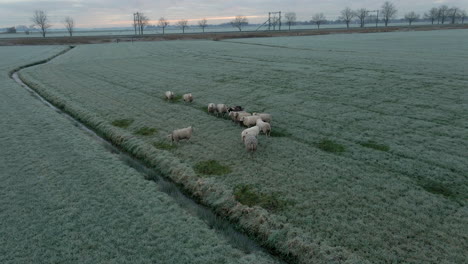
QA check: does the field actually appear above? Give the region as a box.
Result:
[0,47,280,263]
[0,22,435,39]
[19,29,468,263]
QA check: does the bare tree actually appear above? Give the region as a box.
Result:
[284,12,297,30]
[198,18,208,33]
[133,12,149,35]
[139,14,150,34]
[31,10,51,38]
[231,16,248,31]
[63,16,74,37]
[177,19,188,33]
[448,7,459,24]
[405,11,420,26]
[311,13,326,29]
[424,8,439,24]
[381,2,398,27]
[270,14,281,30]
[158,17,169,34]
[459,10,466,24]
[439,5,449,24]
[340,7,355,29]
[355,8,368,28]
[6,27,16,33]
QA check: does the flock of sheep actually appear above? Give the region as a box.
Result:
[164,91,272,152]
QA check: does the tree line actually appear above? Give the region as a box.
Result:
[8,2,468,38]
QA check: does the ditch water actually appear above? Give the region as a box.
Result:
[11,70,285,262]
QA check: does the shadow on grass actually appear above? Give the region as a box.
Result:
[153,141,177,150]
[234,184,287,212]
[420,181,455,198]
[194,160,232,176]
[111,118,134,128]
[360,140,390,152]
[318,139,345,153]
[134,127,158,136]
[166,95,183,103]
[270,127,291,137]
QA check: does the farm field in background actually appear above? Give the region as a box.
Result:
[20,29,468,263]
[0,21,435,38]
[0,47,279,264]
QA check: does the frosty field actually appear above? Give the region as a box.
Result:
[19,29,468,263]
[0,47,280,263]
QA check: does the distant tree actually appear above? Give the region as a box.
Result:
[439,5,449,24]
[355,8,368,28]
[63,16,74,37]
[158,17,169,34]
[284,12,297,30]
[311,13,326,29]
[25,25,35,35]
[448,7,459,24]
[177,19,188,33]
[198,18,208,32]
[340,7,355,29]
[459,10,466,24]
[6,27,16,33]
[138,13,150,34]
[31,10,51,37]
[405,11,420,26]
[270,15,280,30]
[424,8,439,24]
[381,1,398,27]
[231,15,248,31]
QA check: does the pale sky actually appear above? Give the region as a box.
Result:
[0,0,467,28]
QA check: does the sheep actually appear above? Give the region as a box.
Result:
[207,103,216,114]
[256,119,271,136]
[228,106,243,112]
[216,104,228,116]
[244,135,258,152]
[253,113,272,123]
[241,126,260,142]
[167,126,193,144]
[240,115,261,127]
[165,91,175,100]
[235,112,252,124]
[183,93,193,103]
[228,111,250,123]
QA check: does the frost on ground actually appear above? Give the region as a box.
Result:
[20,30,468,263]
[0,47,279,263]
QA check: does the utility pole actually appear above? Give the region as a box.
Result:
[279,11,282,30]
[268,12,271,30]
[367,10,380,27]
[133,13,137,35]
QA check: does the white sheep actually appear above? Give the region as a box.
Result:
[165,91,175,100]
[229,111,251,123]
[244,134,258,152]
[240,115,261,127]
[183,93,193,103]
[256,119,271,136]
[208,103,216,113]
[253,113,272,123]
[241,126,260,142]
[216,104,228,116]
[168,126,193,144]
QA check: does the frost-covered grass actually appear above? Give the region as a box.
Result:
[194,160,232,176]
[0,47,279,264]
[111,118,134,128]
[20,29,468,263]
